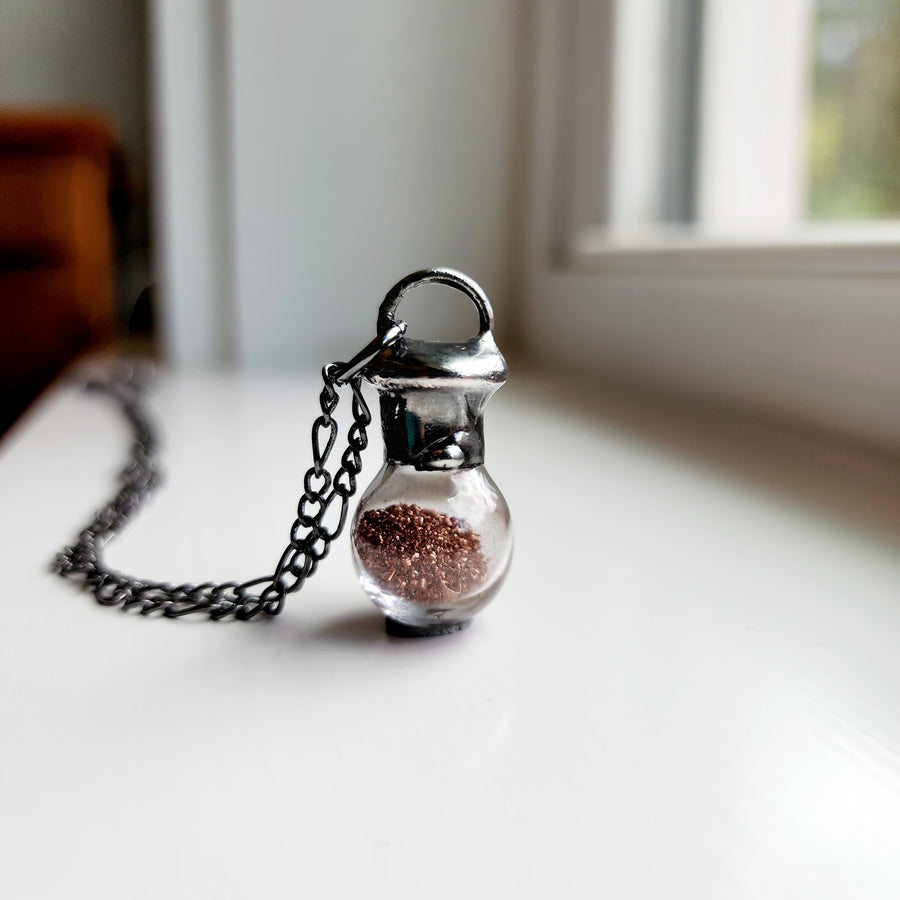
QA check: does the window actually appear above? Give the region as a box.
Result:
[522,0,900,449]
[561,0,900,250]
[810,0,900,220]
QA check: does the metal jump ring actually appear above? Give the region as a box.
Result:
[331,321,407,385]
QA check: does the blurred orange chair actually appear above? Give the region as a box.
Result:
[0,109,117,434]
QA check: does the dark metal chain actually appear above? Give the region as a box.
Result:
[52,361,375,620]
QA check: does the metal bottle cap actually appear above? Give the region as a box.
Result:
[366,268,508,470]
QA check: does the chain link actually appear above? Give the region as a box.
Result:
[52,360,376,620]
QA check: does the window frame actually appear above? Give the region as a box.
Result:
[521,0,900,450]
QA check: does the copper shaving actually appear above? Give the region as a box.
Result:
[355,503,487,605]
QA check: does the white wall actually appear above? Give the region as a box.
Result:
[151,0,233,366]
[153,0,521,369]
[0,0,148,175]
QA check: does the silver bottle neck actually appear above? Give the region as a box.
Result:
[377,386,491,470]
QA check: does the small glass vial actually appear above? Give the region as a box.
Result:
[351,269,512,636]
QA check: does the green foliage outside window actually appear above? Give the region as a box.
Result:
[809,0,900,219]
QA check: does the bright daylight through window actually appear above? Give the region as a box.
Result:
[809,0,900,219]
[591,0,900,244]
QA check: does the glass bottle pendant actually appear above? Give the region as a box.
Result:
[351,269,512,636]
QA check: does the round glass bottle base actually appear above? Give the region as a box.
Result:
[385,616,472,638]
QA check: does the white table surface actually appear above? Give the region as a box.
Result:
[1,366,899,899]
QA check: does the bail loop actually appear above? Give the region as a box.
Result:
[377,267,494,338]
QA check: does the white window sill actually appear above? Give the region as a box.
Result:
[570,222,900,276]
